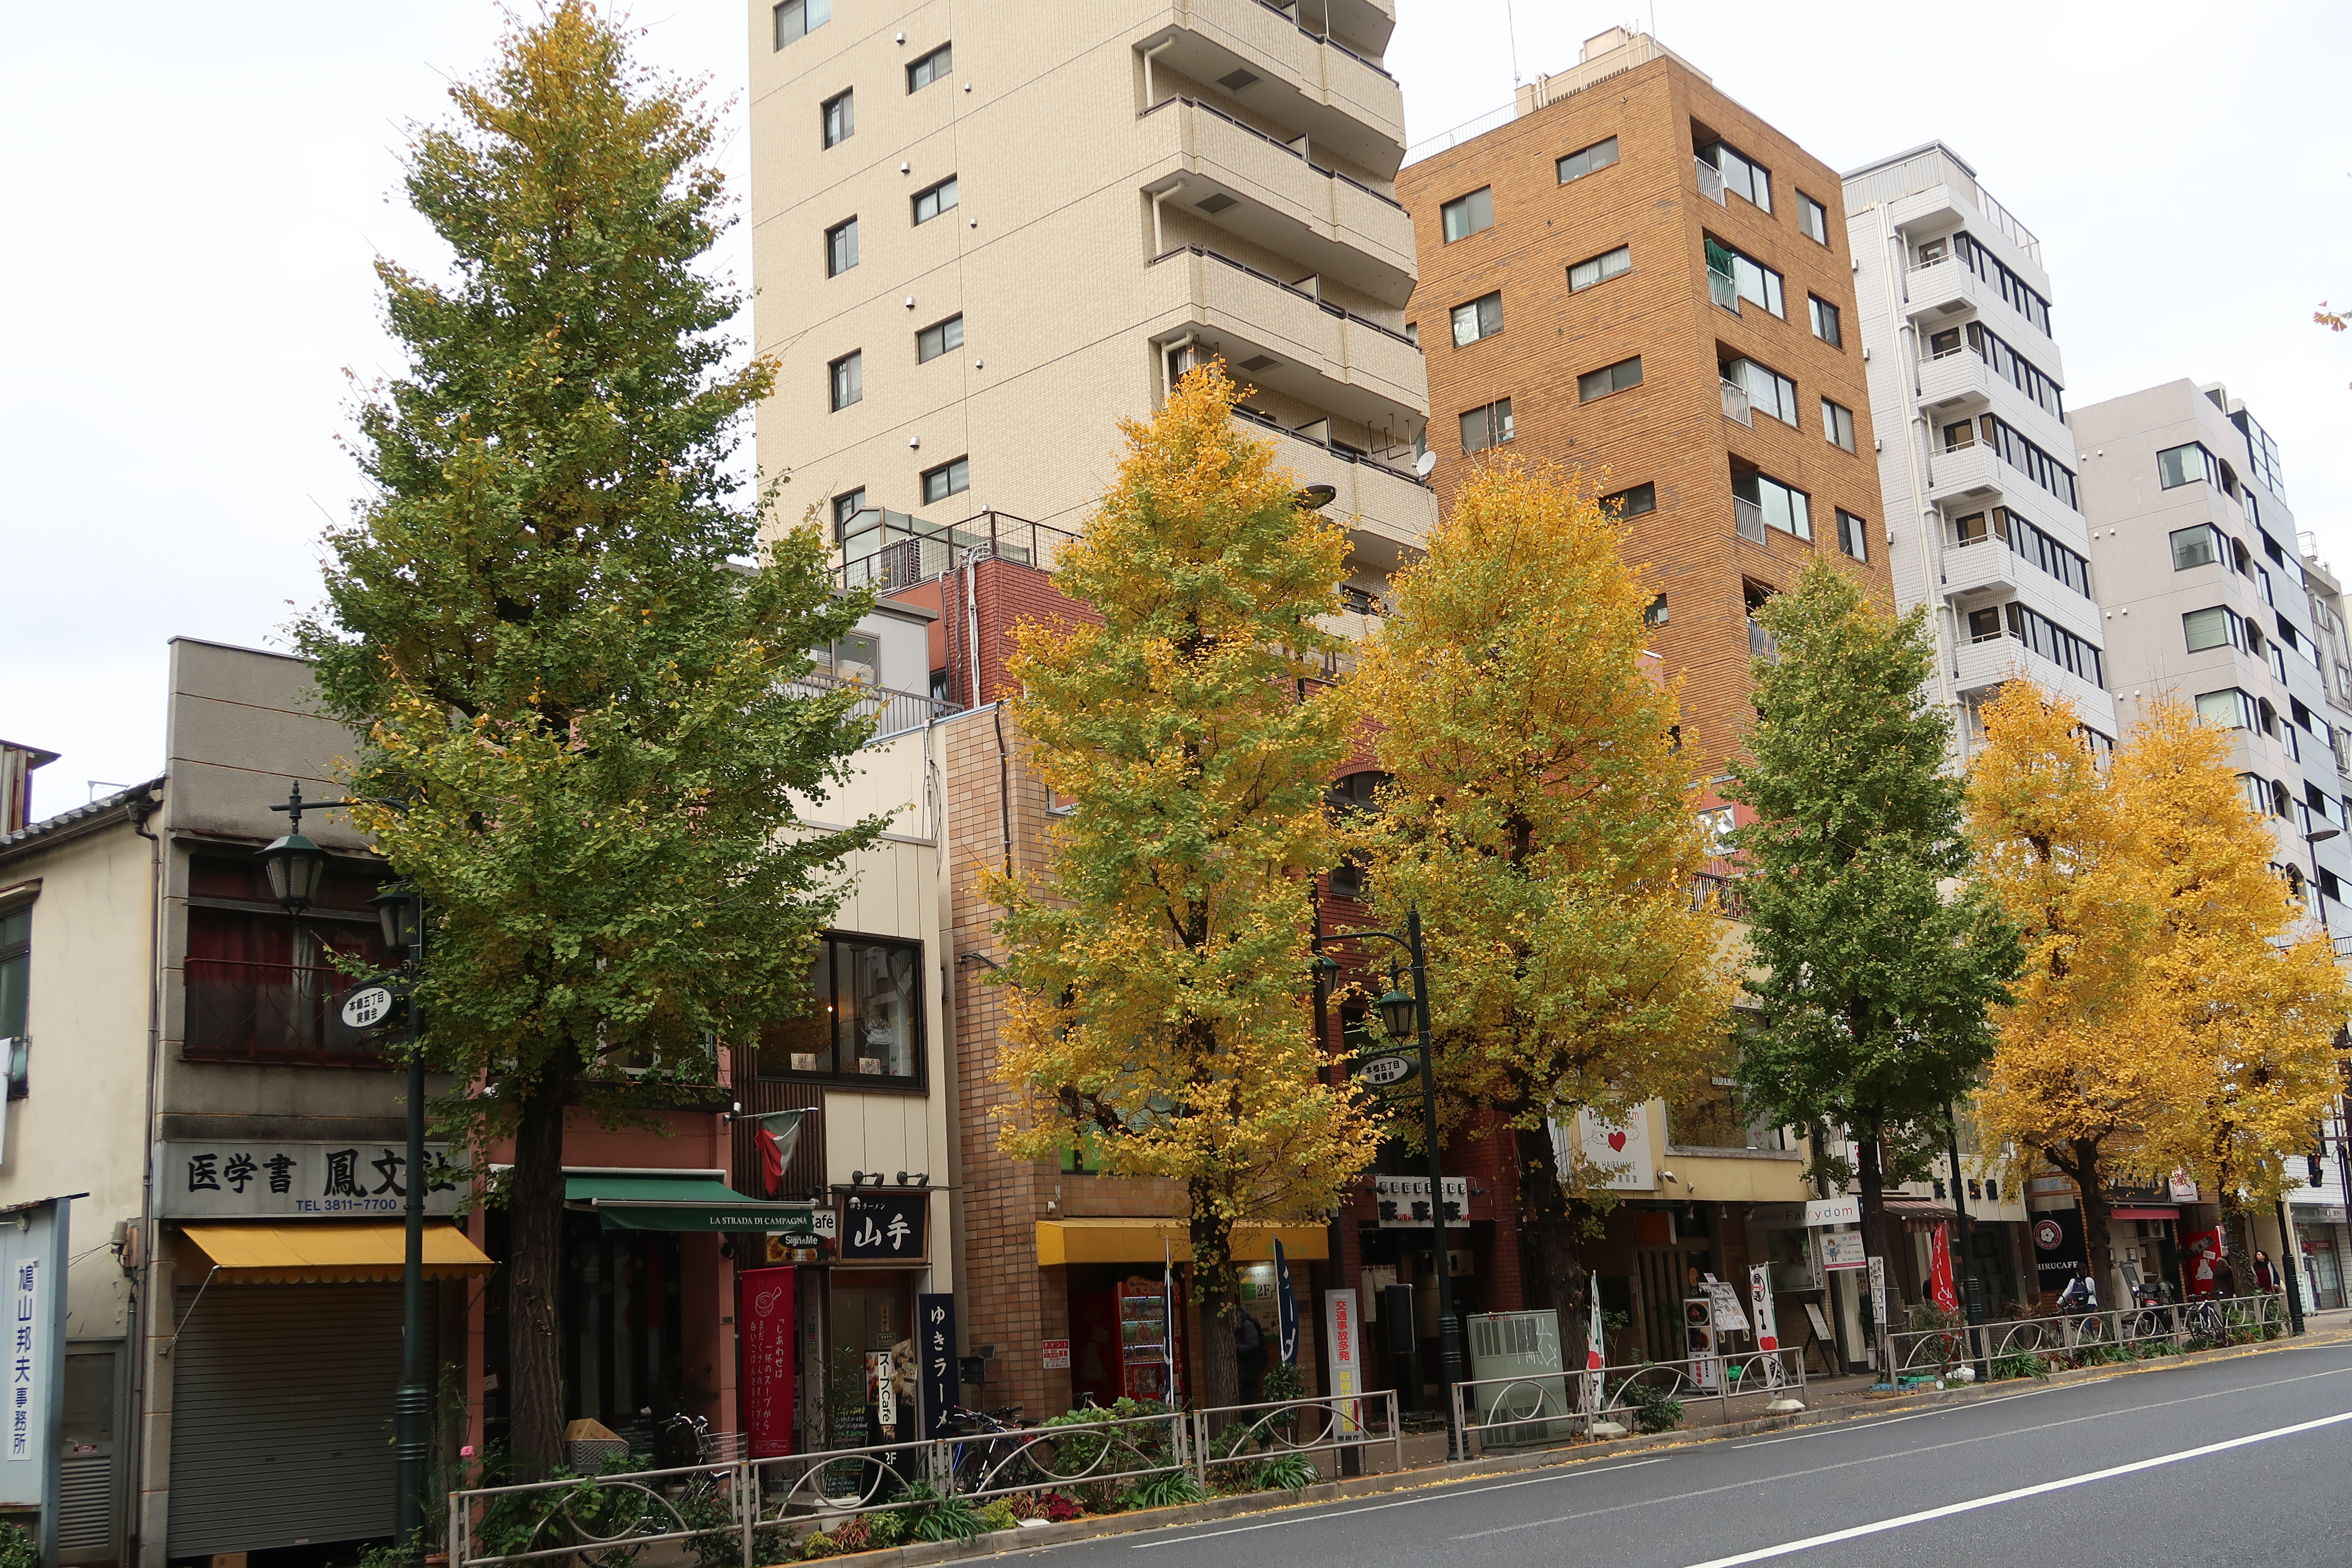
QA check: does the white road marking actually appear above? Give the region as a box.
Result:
[1672,1407,2352,1567]
[1121,1457,1672,1549]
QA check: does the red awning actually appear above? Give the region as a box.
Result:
[2112,1207,2178,1221]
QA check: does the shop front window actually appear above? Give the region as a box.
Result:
[759,933,925,1087]
[182,856,393,1063]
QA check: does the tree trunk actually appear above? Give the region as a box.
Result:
[1188,1183,1240,1427]
[2070,1138,2122,1312]
[508,1052,578,1479]
[1515,1126,1589,1333]
[1855,1116,1894,1330]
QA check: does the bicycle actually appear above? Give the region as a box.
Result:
[937,1404,1039,1496]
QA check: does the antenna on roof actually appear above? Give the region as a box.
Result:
[1504,0,1521,84]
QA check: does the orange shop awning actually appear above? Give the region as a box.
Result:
[1034,1219,1328,1268]
[180,1221,496,1284]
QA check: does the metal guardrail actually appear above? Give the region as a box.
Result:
[448,1396,1402,1568]
[1695,156,1727,206]
[1720,378,1752,426]
[1230,403,1431,491]
[1449,1347,1806,1459]
[1885,1292,2290,1382]
[785,671,958,742]
[1735,496,1766,544]
[831,507,1075,595]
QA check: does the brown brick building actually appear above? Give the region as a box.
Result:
[1399,28,1896,790]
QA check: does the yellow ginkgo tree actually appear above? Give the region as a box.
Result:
[984,363,1380,1414]
[1352,458,1732,1319]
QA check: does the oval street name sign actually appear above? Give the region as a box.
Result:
[1353,1053,1418,1088]
[340,985,399,1031]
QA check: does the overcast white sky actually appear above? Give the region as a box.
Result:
[5,2,2346,821]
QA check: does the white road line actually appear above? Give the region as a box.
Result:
[1121,1457,1672,1549]
[1672,1407,2352,1568]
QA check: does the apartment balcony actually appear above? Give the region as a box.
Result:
[1952,629,2108,716]
[1940,533,2023,602]
[1925,440,2002,505]
[1720,378,1752,426]
[1914,348,2072,460]
[1146,244,1427,429]
[1242,408,1435,568]
[1138,95,1415,306]
[1902,257,2058,367]
[1140,0,1407,179]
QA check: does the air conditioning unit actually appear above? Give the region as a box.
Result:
[1464,1310,1573,1449]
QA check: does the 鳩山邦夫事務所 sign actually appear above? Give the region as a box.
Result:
[157,1140,465,1219]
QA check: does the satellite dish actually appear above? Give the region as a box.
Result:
[1414,450,1437,478]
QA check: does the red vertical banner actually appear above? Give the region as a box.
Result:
[1929,1225,1959,1314]
[739,1266,798,1458]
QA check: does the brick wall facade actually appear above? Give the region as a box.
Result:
[1399,55,1896,787]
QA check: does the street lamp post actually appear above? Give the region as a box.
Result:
[1313,903,1466,1462]
[264,784,430,1556]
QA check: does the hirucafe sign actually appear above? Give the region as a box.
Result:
[1372,1175,1469,1228]
[158,1140,463,1219]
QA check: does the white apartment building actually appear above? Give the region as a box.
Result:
[2069,380,2352,939]
[744,0,1437,599]
[1842,144,2115,760]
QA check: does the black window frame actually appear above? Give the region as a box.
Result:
[756,931,928,1090]
[912,175,959,226]
[1440,186,1494,243]
[822,88,854,148]
[922,456,970,504]
[916,314,965,364]
[1605,481,1657,518]
[1699,139,1772,212]
[907,42,953,93]
[1578,355,1644,403]
[826,216,859,277]
[1836,508,1869,563]
[833,488,869,539]
[829,350,862,411]
[1450,290,1504,347]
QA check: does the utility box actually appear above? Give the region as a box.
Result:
[1464,1310,1572,1447]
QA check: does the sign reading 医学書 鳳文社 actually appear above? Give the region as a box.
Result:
[156,1139,466,1219]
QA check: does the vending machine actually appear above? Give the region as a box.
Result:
[1117,1276,1185,1403]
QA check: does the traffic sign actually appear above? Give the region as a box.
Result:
[339,984,401,1031]
[1353,1053,1419,1088]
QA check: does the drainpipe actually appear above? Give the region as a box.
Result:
[1142,37,1173,107]
[1159,329,1199,406]
[1149,177,1185,258]
[126,787,164,1568]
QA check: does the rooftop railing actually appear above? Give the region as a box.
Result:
[1843,145,2041,264]
[830,507,1075,594]
[785,668,959,742]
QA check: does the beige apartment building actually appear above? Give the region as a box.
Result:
[744,0,1437,597]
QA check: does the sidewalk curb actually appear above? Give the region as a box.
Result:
[816,1324,2352,1566]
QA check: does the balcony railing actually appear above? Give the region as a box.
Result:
[1230,402,1430,489]
[1720,378,1753,426]
[1339,584,1386,616]
[1735,496,1766,543]
[785,669,960,742]
[1695,155,1727,205]
[1690,873,1747,919]
[1747,618,1778,661]
[1140,95,1405,210]
[1240,0,1396,80]
[831,508,1075,594]
[1708,268,1740,314]
[1151,244,1418,347]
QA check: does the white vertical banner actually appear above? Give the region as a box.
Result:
[1323,1290,1364,1440]
[1868,1255,1888,1331]
[0,1194,68,1568]
[8,1257,35,1461]
[1749,1264,1784,1390]
[1585,1286,1607,1417]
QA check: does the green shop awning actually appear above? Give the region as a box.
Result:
[564,1169,827,1235]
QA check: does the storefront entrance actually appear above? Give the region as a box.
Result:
[557,1213,686,1442]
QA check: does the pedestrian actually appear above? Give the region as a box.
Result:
[2252,1250,2280,1293]
[1234,1308,1267,1404]
[2057,1269,2098,1311]
[2212,1255,2239,1298]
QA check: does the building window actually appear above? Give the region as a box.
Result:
[1836,508,1869,563]
[2159,441,2222,490]
[1698,140,1771,211]
[1808,295,1841,347]
[1605,481,1657,518]
[1953,232,2053,336]
[906,42,952,93]
[1964,413,2079,508]
[1440,187,1494,243]
[1798,192,1828,244]
[2183,605,2242,654]
[1578,355,1644,403]
[758,933,925,1087]
[2195,689,2259,731]
[829,350,862,411]
[917,314,964,363]
[774,0,830,48]
[1993,507,2092,597]
[1450,291,1503,347]
[2174,527,2223,572]
[1557,136,1620,184]
[1459,398,1513,454]
[1721,356,1796,424]
[1822,398,1857,453]
[826,217,859,276]
[0,906,27,1089]
[1734,469,1811,541]
[183,857,394,1064]
[1568,245,1631,292]
[1982,601,2105,685]
[823,89,854,148]
[922,456,970,504]
[833,488,869,539]
[912,176,959,225]
[1645,593,1669,626]
[1705,238,1784,318]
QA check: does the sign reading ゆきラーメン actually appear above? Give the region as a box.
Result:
[156,1139,466,1218]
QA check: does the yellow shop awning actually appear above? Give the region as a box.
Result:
[1034,1219,1328,1267]
[181,1222,496,1284]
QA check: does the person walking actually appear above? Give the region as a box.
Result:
[2252,1250,2281,1294]
[1234,1308,1267,1404]
[2057,1269,2098,1311]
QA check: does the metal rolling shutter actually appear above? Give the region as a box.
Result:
[165,1284,419,1557]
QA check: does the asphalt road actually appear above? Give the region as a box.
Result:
[1016,1338,2352,1568]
